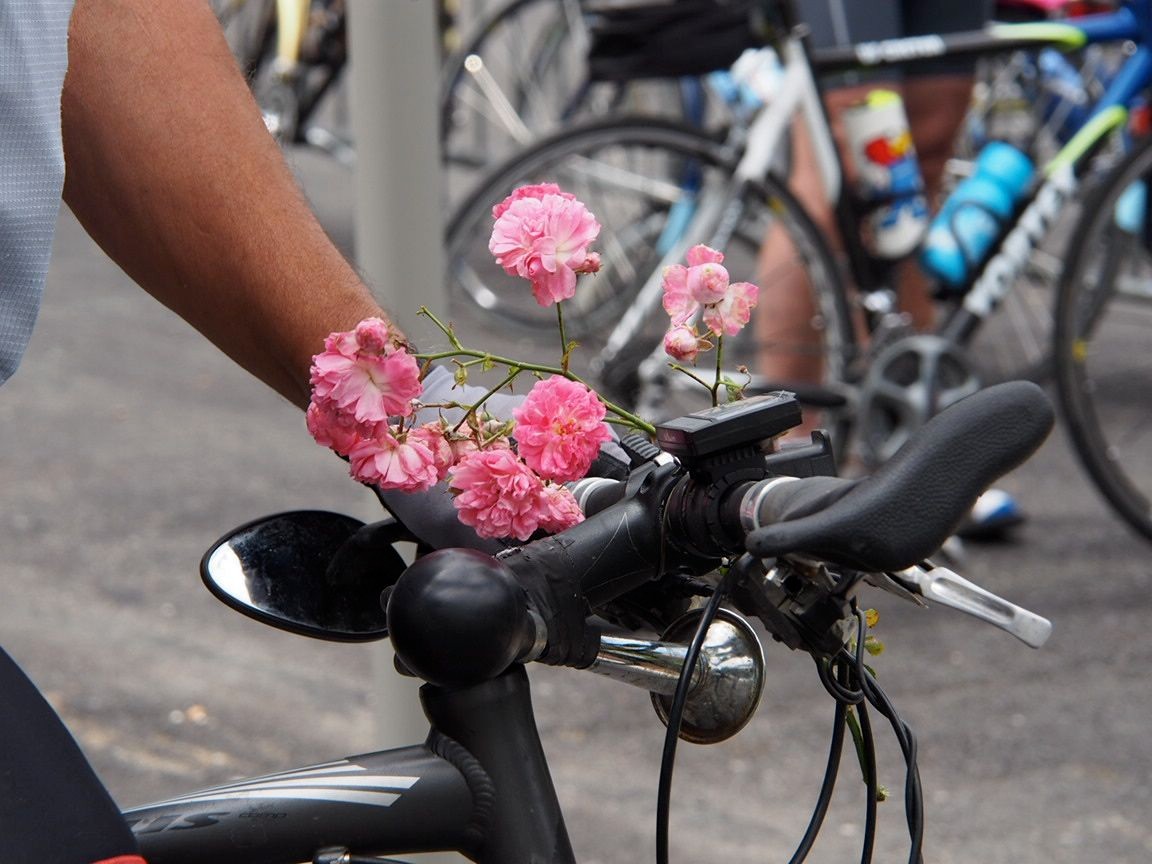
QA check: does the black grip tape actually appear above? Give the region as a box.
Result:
[746,381,1054,570]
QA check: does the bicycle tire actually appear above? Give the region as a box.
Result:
[444,117,854,431]
[439,0,697,204]
[1055,132,1152,542]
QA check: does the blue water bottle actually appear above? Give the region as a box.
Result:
[919,142,1034,289]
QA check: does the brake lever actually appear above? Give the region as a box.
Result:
[887,562,1052,648]
[863,571,927,607]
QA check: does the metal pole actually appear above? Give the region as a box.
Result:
[347,4,459,861]
[348,0,445,341]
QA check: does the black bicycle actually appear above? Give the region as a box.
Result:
[124,381,1053,864]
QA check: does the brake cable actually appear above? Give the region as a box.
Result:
[653,570,926,864]
[654,562,741,864]
[845,607,925,864]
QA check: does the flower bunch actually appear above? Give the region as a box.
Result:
[307,321,613,540]
[451,377,611,540]
[307,317,442,492]
[307,184,763,542]
[307,184,626,541]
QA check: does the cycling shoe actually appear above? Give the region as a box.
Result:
[956,488,1025,541]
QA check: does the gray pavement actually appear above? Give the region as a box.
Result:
[2,148,1151,863]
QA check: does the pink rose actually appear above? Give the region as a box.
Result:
[702,281,759,337]
[353,317,395,355]
[537,484,585,534]
[659,244,761,344]
[664,325,702,363]
[310,348,422,422]
[661,264,698,325]
[488,185,601,307]
[348,432,441,493]
[407,422,456,482]
[512,376,613,483]
[687,261,730,305]
[450,448,547,541]
[306,400,371,457]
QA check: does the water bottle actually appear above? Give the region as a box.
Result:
[919,142,1035,289]
[843,90,929,259]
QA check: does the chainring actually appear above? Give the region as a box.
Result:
[856,334,982,468]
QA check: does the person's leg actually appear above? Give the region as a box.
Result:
[896,74,978,329]
[755,83,872,391]
[896,0,995,327]
[0,647,144,864]
[755,0,900,406]
[757,0,991,384]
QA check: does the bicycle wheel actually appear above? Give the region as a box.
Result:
[1055,134,1152,541]
[440,0,700,205]
[445,117,853,427]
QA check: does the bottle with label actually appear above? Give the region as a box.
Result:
[919,141,1034,289]
[843,90,930,259]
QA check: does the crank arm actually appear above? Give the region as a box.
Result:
[890,562,1052,648]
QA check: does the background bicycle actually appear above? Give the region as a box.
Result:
[209,0,715,205]
[446,0,1152,506]
[5,147,1152,864]
[1054,129,1152,541]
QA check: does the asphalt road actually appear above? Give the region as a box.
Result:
[1,147,1151,863]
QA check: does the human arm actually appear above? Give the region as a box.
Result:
[60,0,386,408]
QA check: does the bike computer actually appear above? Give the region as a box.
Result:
[655,392,802,463]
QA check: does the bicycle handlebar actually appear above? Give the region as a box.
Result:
[389,381,1053,688]
[742,379,1054,570]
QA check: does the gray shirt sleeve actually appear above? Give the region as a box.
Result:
[0,0,75,385]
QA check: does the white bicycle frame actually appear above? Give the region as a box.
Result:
[594,33,842,401]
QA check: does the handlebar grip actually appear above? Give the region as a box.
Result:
[745,381,1054,571]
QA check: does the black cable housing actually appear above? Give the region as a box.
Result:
[787,697,847,864]
[654,564,740,864]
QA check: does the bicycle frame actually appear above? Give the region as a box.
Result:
[942,0,1152,335]
[599,0,1152,400]
[808,0,1152,312]
[128,666,578,863]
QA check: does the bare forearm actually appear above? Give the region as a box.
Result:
[61,0,389,407]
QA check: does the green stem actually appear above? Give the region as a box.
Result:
[668,363,715,393]
[418,306,464,350]
[451,368,522,434]
[712,334,724,407]
[414,306,656,436]
[557,303,569,374]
